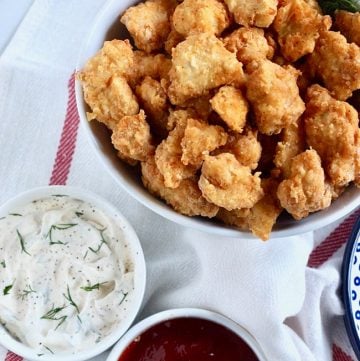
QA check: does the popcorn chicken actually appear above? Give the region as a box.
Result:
[120,0,176,53]
[136,76,169,137]
[155,120,197,188]
[224,0,278,27]
[182,94,214,120]
[172,0,230,37]
[223,27,274,65]
[216,208,250,231]
[274,119,306,178]
[307,31,360,100]
[304,85,359,187]
[168,34,245,105]
[164,29,184,55]
[277,149,332,220]
[335,10,360,46]
[167,108,198,131]
[141,157,219,217]
[198,153,263,210]
[181,118,228,167]
[210,86,249,133]
[246,60,305,135]
[111,110,154,163]
[273,0,331,62]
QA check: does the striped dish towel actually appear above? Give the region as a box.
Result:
[0,1,359,360]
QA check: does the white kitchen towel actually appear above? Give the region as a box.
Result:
[0,1,359,360]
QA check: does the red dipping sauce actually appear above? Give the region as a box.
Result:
[118,317,260,361]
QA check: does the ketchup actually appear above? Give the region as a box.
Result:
[118,317,259,361]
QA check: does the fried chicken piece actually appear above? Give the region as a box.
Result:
[168,34,245,105]
[307,31,360,100]
[273,0,331,62]
[224,0,278,27]
[274,119,306,178]
[166,108,198,131]
[155,120,196,188]
[181,118,228,167]
[120,0,176,53]
[136,76,169,137]
[77,40,140,129]
[198,153,263,210]
[277,149,332,220]
[223,27,274,65]
[141,157,219,217]
[210,86,249,133]
[129,51,172,88]
[304,85,359,187]
[246,60,305,135]
[217,129,262,170]
[335,10,360,46]
[172,0,230,37]
[216,208,250,231]
[111,110,154,163]
[181,94,214,120]
[164,29,184,54]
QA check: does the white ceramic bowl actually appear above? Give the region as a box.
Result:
[75,0,360,239]
[0,186,146,361]
[106,308,268,361]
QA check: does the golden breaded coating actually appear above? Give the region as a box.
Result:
[277,149,332,220]
[168,34,245,105]
[223,27,274,65]
[216,208,250,231]
[198,153,264,210]
[355,129,360,187]
[246,60,305,135]
[246,178,282,241]
[219,129,262,170]
[136,76,169,137]
[167,108,198,131]
[164,29,184,54]
[120,0,176,53]
[335,10,360,46]
[273,0,331,62]
[307,31,360,100]
[304,85,359,187]
[210,86,249,133]
[155,120,196,188]
[111,110,154,163]
[182,94,213,120]
[181,118,228,167]
[224,0,278,27]
[141,157,219,217]
[274,119,306,178]
[172,0,230,37]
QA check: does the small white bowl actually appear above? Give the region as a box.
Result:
[75,0,360,239]
[107,308,268,361]
[0,186,146,361]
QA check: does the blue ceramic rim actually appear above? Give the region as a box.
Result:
[341,215,360,359]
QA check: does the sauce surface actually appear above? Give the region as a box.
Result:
[0,195,135,355]
[118,317,259,361]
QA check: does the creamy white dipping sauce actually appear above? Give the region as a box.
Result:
[0,195,135,355]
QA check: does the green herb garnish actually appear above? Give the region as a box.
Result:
[89,228,108,254]
[3,284,13,296]
[51,194,68,198]
[0,260,5,268]
[318,0,360,15]
[44,345,54,354]
[75,211,84,217]
[9,213,22,216]
[81,282,107,292]
[41,305,67,330]
[63,285,80,314]
[19,284,36,300]
[17,229,31,256]
[119,291,128,306]
[46,223,77,245]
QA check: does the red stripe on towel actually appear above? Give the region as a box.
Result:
[49,73,80,185]
[4,352,22,361]
[333,344,355,361]
[308,209,360,268]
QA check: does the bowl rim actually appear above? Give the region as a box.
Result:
[0,185,146,361]
[106,307,268,361]
[74,0,360,240]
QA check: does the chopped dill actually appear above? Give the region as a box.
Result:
[3,284,13,296]
[0,260,5,268]
[44,345,54,354]
[18,284,36,300]
[88,228,108,254]
[9,213,22,216]
[119,291,128,306]
[46,223,77,245]
[80,282,107,292]
[63,285,80,314]
[75,211,84,217]
[41,304,67,331]
[17,229,31,256]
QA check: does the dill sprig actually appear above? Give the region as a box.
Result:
[88,228,108,254]
[0,260,5,268]
[318,0,360,14]
[75,211,84,217]
[119,291,128,306]
[41,304,67,331]
[43,345,54,354]
[18,284,36,300]
[46,223,77,245]
[3,284,13,296]
[80,282,107,292]
[9,213,22,216]
[17,229,31,256]
[63,285,80,314]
